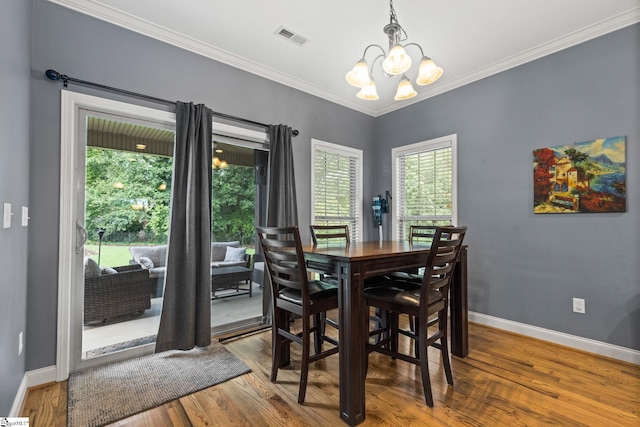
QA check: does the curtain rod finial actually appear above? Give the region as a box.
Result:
[45,69,60,81]
[292,129,299,136]
[45,69,69,87]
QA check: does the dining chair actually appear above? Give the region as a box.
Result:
[309,224,390,289]
[365,225,467,407]
[390,224,440,283]
[256,226,339,404]
[309,225,350,287]
[309,224,350,245]
[310,224,391,337]
[388,225,440,338]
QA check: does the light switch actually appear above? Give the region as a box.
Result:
[3,203,12,229]
[22,206,29,227]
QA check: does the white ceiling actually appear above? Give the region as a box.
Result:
[49,0,640,117]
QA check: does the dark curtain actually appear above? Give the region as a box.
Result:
[266,125,298,227]
[156,102,213,352]
[262,124,299,318]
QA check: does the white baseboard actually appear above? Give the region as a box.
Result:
[469,311,640,365]
[9,366,57,417]
[9,374,28,417]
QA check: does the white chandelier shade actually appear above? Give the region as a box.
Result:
[394,75,417,101]
[416,57,444,86]
[357,78,380,100]
[345,59,371,88]
[382,44,412,75]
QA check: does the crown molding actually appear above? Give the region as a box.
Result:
[372,6,640,117]
[47,1,639,117]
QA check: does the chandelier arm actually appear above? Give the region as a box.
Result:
[403,42,426,57]
[369,54,386,74]
[361,44,387,60]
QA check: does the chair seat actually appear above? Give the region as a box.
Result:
[363,274,393,288]
[388,271,422,283]
[364,281,443,309]
[279,280,338,305]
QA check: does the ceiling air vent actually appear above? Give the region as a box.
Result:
[274,26,309,47]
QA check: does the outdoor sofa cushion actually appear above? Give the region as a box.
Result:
[224,246,246,262]
[129,245,168,267]
[84,257,102,279]
[211,241,240,261]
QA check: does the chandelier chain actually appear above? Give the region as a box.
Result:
[387,0,408,43]
[389,0,397,23]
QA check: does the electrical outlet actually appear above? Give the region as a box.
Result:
[19,331,24,356]
[573,298,585,314]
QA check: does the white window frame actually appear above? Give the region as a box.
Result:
[310,139,363,242]
[391,134,458,240]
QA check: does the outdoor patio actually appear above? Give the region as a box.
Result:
[83,281,263,356]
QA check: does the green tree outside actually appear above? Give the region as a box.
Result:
[85,149,172,243]
[212,165,256,244]
[85,148,256,247]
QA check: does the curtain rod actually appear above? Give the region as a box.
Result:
[44,69,299,136]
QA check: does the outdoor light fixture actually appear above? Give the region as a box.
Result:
[212,156,228,169]
[345,0,443,101]
[212,144,228,169]
[97,228,105,266]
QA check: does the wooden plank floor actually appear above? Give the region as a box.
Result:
[21,319,640,426]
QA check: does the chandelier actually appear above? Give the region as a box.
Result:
[212,156,228,169]
[345,0,443,101]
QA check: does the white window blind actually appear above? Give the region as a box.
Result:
[392,134,457,240]
[311,139,363,242]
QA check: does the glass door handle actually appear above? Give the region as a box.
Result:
[76,220,88,254]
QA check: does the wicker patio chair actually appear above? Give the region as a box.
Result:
[84,264,152,325]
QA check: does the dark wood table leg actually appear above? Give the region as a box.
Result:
[338,261,366,425]
[450,247,468,357]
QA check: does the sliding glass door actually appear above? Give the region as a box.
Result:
[76,108,175,370]
[59,92,270,376]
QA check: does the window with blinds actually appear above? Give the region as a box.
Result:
[392,134,457,240]
[311,139,363,242]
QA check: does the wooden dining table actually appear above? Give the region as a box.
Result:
[297,240,469,426]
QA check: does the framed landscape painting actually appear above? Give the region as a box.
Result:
[533,136,626,214]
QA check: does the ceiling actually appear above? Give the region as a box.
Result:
[88,115,256,166]
[49,0,639,117]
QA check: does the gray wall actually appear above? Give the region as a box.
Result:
[374,25,639,349]
[27,0,376,370]
[0,0,32,413]
[19,0,639,378]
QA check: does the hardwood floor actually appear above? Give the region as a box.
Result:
[21,319,639,426]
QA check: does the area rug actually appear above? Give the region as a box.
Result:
[67,343,251,427]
